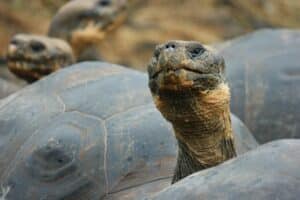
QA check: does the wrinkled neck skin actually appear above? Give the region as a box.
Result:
[74,43,101,62]
[154,83,237,183]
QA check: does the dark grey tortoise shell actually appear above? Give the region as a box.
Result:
[148,139,300,200]
[220,29,300,143]
[0,62,257,199]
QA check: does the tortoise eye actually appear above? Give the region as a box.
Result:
[190,47,205,58]
[10,39,19,46]
[98,0,111,6]
[30,41,46,52]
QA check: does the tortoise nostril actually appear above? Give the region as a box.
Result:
[165,42,177,50]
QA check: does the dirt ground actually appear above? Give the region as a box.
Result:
[1,0,300,70]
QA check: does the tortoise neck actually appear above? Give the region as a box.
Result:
[155,83,237,183]
[75,44,101,62]
[171,113,236,183]
[172,136,236,183]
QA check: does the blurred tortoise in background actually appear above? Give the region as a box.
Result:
[48,0,129,61]
[1,0,129,89]
[0,33,74,98]
[0,61,257,199]
[6,34,75,83]
[218,29,300,143]
[148,139,300,200]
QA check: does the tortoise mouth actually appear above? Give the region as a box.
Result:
[7,55,66,65]
[8,61,54,82]
[71,12,127,45]
[149,66,223,93]
[7,56,71,82]
[150,66,207,80]
[78,8,127,33]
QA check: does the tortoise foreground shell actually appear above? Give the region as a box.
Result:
[0,62,256,199]
[148,139,300,200]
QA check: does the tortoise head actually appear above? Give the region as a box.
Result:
[48,0,128,56]
[6,34,75,83]
[148,41,225,95]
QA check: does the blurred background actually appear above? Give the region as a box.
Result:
[1,0,300,69]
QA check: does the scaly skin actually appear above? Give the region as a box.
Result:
[48,0,129,61]
[6,34,75,83]
[148,41,237,183]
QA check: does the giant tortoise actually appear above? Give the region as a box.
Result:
[147,39,300,199]
[0,61,257,199]
[6,34,75,83]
